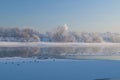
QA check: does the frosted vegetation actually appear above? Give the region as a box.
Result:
[0,24,120,43]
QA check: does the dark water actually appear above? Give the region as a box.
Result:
[0,46,120,80]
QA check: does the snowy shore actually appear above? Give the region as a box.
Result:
[0,42,120,47]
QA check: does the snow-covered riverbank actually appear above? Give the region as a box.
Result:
[0,42,120,47]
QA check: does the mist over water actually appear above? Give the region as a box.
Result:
[0,46,120,60]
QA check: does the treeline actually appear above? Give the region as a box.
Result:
[46,26,120,43]
[0,28,40,42]
[0,26,120,42]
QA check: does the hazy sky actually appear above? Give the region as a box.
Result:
[0,0,120,32]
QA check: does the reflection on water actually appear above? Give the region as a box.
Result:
[0,47,40,58]
[0,46,120,60]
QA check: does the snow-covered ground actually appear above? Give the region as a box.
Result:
[0,42,120,47]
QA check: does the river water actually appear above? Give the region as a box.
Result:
[0,46,120,80]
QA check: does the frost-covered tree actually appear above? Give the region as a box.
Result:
[52,24,68,42]
[111,34,120,43]
[0,28,40,42]
[52,24,76,42]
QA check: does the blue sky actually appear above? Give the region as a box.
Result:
[0,0,120,32]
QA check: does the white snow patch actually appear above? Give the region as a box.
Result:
[0,42,120,47]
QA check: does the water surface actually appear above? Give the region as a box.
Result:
[0,46,120,80]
